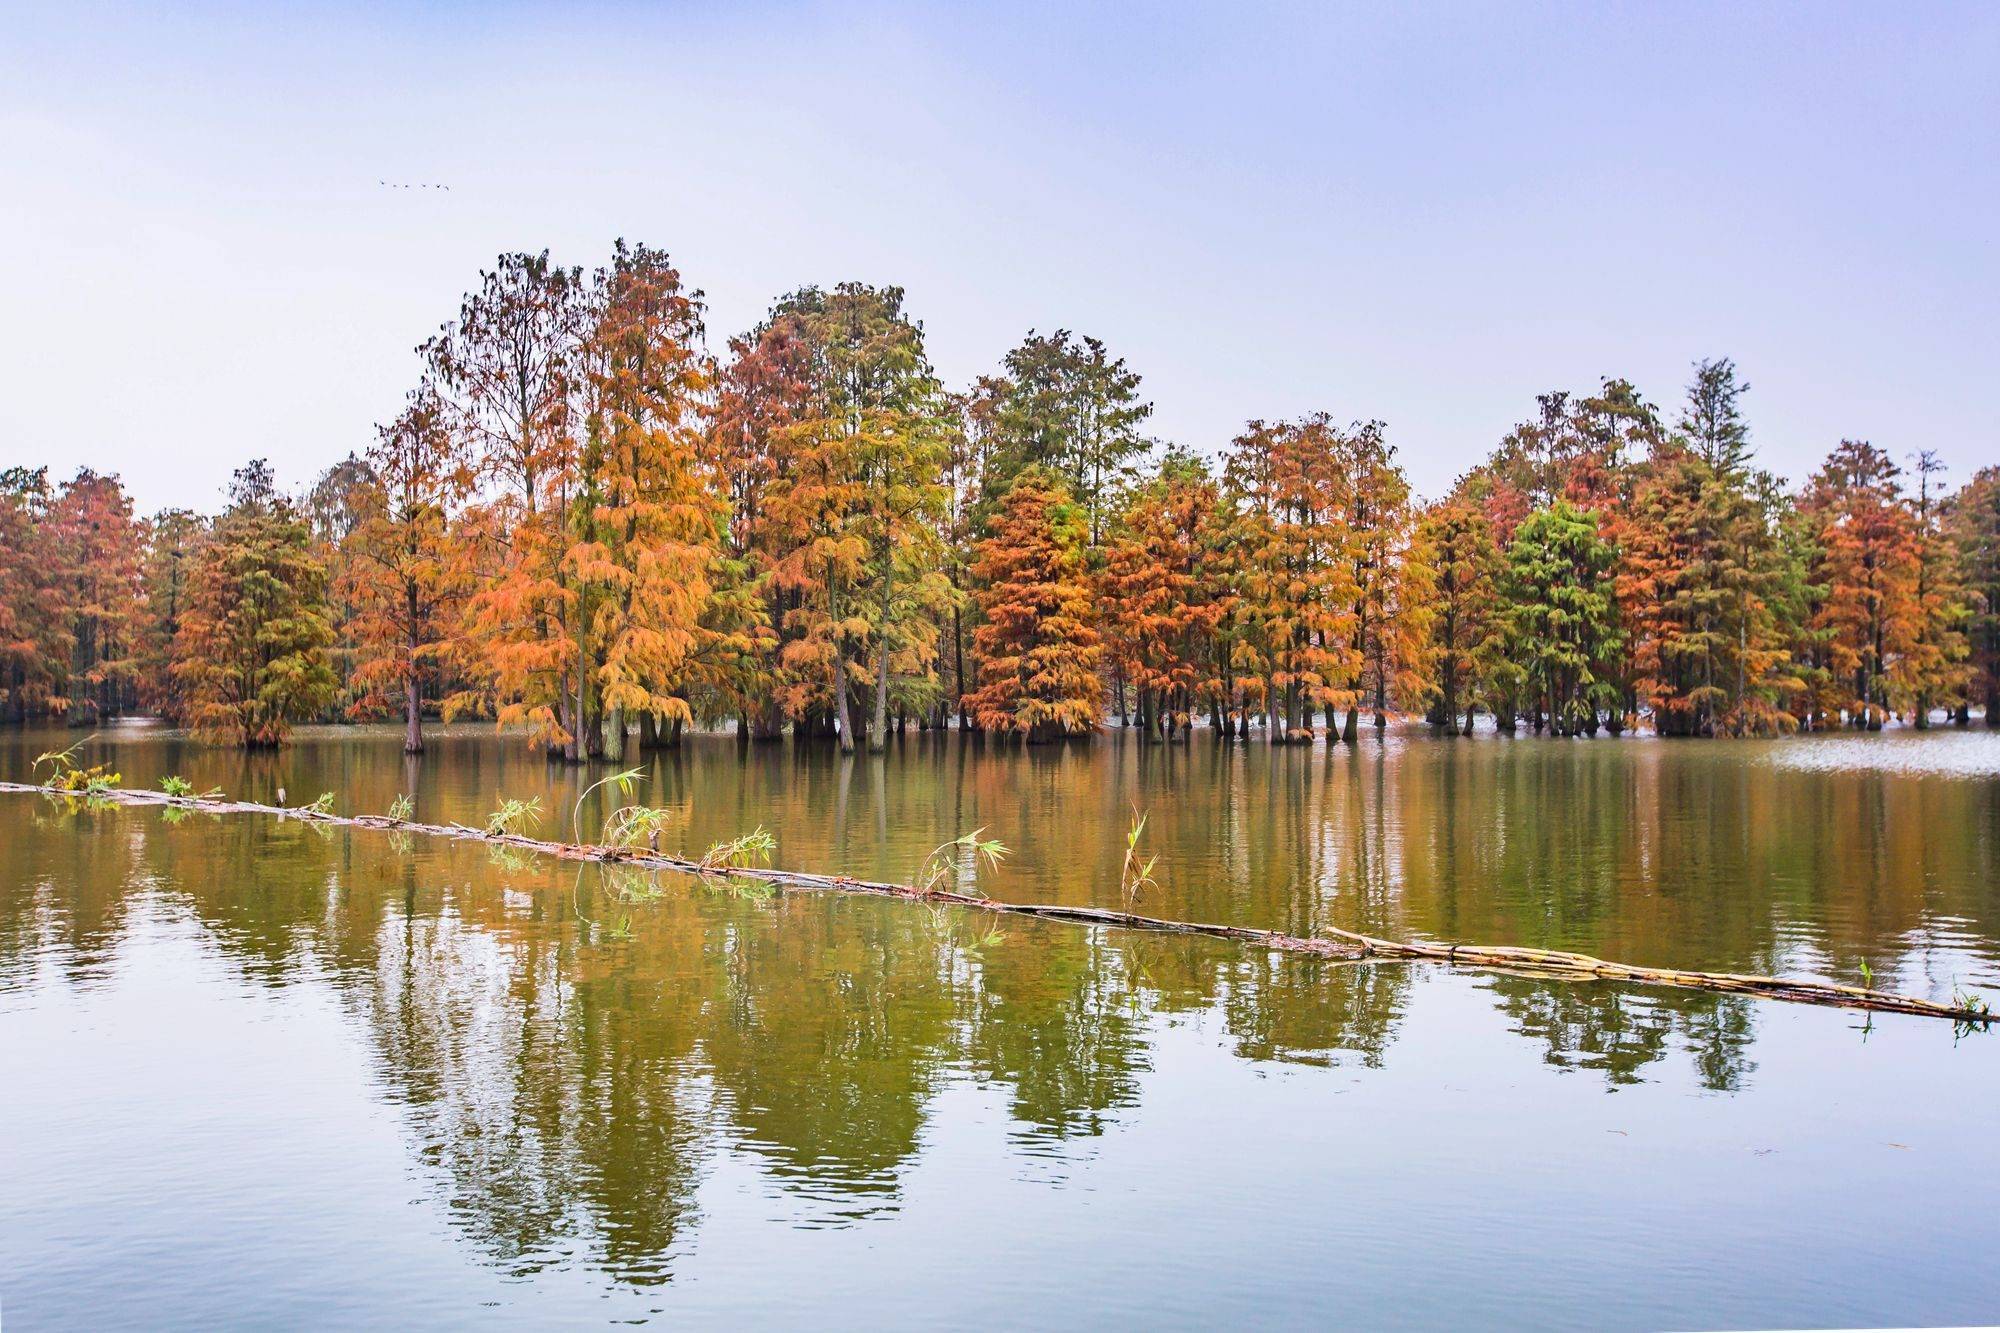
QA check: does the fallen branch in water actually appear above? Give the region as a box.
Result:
[3,779,1991,1027]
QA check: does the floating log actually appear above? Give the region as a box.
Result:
[3,780,1991,1026]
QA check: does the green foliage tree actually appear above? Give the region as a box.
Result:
[174,461,338,747]
[1501,500,1624,736]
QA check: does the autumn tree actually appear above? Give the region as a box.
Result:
[136,508,204,722]
[568,240,725,760]
[710,299,815,739]
[341,382,466,752]
[1618,452,1797,734]
[1336,422,1422,738]
[938,380,1006,728]
[42,470,144,721]
[965,469,1103,741]
[0,468,69,722]
[1414,493,1500,734]
[429,250,590,756]
[307,451,378,713]
[1223,416,1361,742]
[1100,452,1224,740]
[174,460,338,747]
[1799,440,1921,729]
[755,283,951,753]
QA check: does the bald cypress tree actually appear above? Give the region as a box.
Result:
[965,469,1102,742]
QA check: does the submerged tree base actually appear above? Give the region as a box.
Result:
[3,779,1991,1027]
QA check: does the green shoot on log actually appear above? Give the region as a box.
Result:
[573,767,644,845]
[603,804,677,851]
[1120,809,1160,905]
[916,829,1009,897]
[387,793,416,823]
[485,796,542,837]
[700,826,776,871]
[160,775,225,801]
[35,737,119,794]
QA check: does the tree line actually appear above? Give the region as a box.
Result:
[3,242,1996,751]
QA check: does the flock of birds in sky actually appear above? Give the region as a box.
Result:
[379,181,451,191]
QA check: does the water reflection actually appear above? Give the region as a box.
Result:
[1,726,1997,1296]
[0,805,1849,1282]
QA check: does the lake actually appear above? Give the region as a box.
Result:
[3,723,1997,1328]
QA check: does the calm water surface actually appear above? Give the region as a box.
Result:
[2,724,1997,1328]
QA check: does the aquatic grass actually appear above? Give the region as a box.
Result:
[34,736,119,795]
[1119,809,1160,905]
[603,804,677,852]
[700,826,776,872]
[299,792,336,816]
[573,767,644,845]
[485,795,542,837]
[915,829,1009,897]
[387,792,416,823]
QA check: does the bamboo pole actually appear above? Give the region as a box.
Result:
[3,780,1992,1026]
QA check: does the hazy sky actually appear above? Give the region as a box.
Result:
[3,1,1994,512]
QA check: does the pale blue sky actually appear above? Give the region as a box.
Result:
[2,1,1994,512]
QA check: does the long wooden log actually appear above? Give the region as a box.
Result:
[4,780,1991,1025]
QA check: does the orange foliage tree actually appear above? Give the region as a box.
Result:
[567,240,726,760]
[1413,493,1499,734]
[429,250,590,757]
[46,469,146,722]
[1800,440,1921,729]
[1100,451,1224,740]
[965,469,1102,741]
[1223,415,1361,742]
[342,382,466,752]
[0,468,69,723]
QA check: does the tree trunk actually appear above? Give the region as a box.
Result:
[869,640,890,754]
[402,667,423,755]
[953,603,969,730]
[869,562,892,753]
[835,675,855,753]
